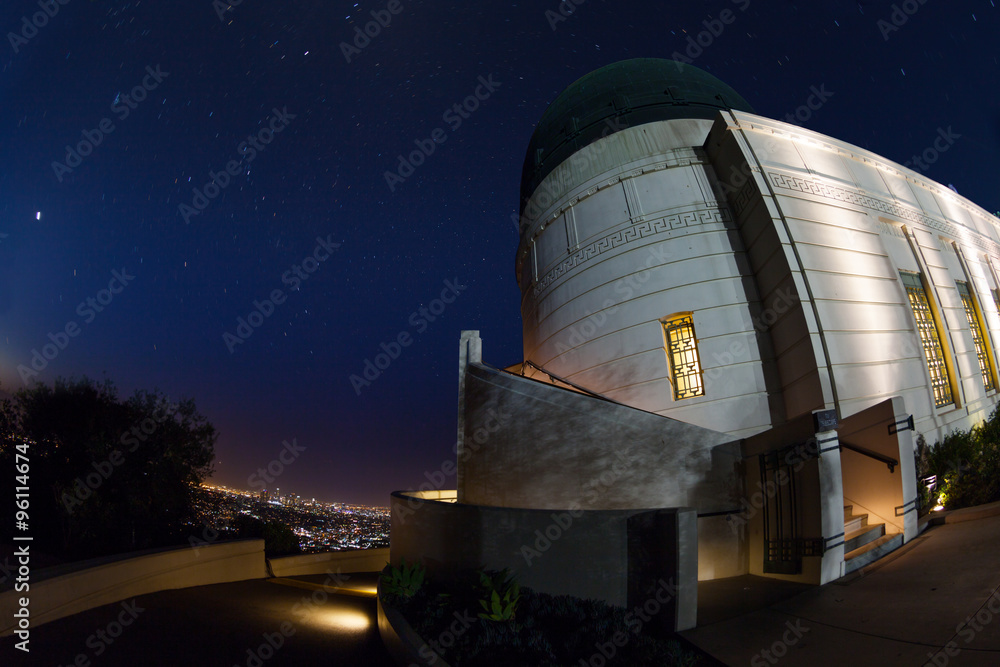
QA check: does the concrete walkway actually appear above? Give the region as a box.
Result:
[0,572,394,666]
[682,513,1000,666]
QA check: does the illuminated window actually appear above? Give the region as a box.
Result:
[900,271,953,407]
[956,281,996,392]
[993,288,1000,318]
[662,314,704,400]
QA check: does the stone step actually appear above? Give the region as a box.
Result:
[844,512,868,534]
[844,533,904,574]
[845,522,885,552]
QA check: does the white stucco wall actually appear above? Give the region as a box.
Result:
[713,109,1000,444]
[517,118,773,438]
[516,107,1000,445]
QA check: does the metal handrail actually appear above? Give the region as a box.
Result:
[517,360,617,402]
[840,441,898,473]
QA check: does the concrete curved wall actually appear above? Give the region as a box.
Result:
[517,118,773,437]
[268,547,389,578]
[0,539,267,636]
[390,490,699,631]
[458,359,745,580]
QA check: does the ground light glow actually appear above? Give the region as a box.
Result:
[314,607,371,631]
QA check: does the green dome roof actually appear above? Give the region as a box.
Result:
[520,59,754,213]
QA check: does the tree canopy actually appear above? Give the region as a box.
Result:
[1,376,217,560]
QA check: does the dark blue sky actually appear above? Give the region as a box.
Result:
[1,0,998,505]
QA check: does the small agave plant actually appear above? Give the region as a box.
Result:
[477,568,520,622]
[382,558,425,600]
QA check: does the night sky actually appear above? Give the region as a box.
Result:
[1,1,998,506]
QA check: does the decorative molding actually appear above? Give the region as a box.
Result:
[531,207,732,297]
[767,172,1000,257]
[517,154,714,284]
[732,177,759,219]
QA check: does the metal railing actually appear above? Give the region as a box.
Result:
[840,441,898,473]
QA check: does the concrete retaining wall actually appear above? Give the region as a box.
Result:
[0,539,267,637]
[391,490,698,631]
[268,547,389,577]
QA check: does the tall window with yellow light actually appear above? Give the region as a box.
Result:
[662,313,705,401]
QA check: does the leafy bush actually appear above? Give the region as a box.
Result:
[389,568,702,666]
[381,558,425,601]
[920,407,1000,510]
[477,568,520,622]
[0,377,216,560]
[232,514,301,556]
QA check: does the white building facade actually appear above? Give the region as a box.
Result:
[517,63,1000,447]
[390,61,1000,623]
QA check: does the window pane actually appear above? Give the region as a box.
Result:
[900,271,953,407]
[957,281,995,392]
[664,315,704,400]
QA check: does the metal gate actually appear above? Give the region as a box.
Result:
[759,444,823,574]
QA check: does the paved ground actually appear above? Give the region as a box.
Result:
[3,510,998,666]
[0,572,394,667]
[682,514,1000,667]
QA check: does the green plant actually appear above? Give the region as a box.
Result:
[921,407,1000,510]
[382,558,425,599]
[477,568,520,622]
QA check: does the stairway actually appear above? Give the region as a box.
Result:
[843,505,903,574]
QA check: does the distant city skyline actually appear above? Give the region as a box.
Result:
[1,2,997,507]
[201,481,387,510]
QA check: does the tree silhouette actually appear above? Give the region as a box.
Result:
[0,377,216,560]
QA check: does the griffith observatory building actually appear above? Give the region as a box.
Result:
[388,59,1000,631]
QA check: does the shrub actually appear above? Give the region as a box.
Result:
[477,568,520,622]
[382,558,425,601]
[232,514,301,556]
[388,569,702,666]
[923,407,1000,510]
